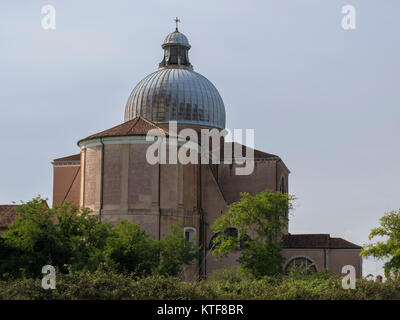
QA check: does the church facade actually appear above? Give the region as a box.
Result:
[51,26,362,279]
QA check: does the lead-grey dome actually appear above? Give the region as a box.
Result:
[163,30,190,48]
[124,27,226,129]
[124,68,225,128]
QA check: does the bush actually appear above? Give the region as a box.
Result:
[2,268,400,300]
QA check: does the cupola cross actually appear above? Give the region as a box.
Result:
[174,17,180,31]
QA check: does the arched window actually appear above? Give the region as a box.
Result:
[209,227,250,250]
[284,256,317,274]
[183,227,196,264]
[184,227,196,246]
[280,175,286,194]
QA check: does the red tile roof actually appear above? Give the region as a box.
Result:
[283,234,361,249]
[53,154,80,162]
[220,142,278,160]
[329,237,362,249]
[0,205,18,229]
[78,117,171,144]
[77,117,284,163]
[0,202,49,229]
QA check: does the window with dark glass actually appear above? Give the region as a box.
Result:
[209,227,250,250]
[280,176,286,193]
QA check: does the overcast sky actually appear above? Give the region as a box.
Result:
[1,0,398,277]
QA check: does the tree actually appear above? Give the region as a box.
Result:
[55,201,113,272]
[1,197,113,276]
[106,222,198,277]
[361,209,400,279]
[211,191,295,278]
[157,224,197,277]
[105,221,159,276]
[1,197,61,277]
[0,236,23,277]
[1,196,199,279]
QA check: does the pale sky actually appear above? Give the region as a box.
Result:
[1,0,399,277]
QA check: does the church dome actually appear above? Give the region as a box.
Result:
[124,69,225,129]
[124,25,226,129]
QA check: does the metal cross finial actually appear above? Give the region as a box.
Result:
[174,17,180,31]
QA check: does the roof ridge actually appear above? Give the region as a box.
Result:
[127,117,140,134]
[87,120,135,138]
[139,116,171,136]
[77,117,175,145]
[53,154,81,162]
[222,142,279,159]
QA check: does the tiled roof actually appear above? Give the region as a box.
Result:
[0,202,49,229]
[220,142,278,160]
[0,205,18,229]
[53,154,80,162]
[78,118,281,161]
[329,237,362,249]
[78,117,171,144]
[222,142,279,159]
[283,234,361,249]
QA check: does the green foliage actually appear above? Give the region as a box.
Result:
[105,222,197,277]
[1,268,400,300]
[157,224,197,276]
[105,220,159,276]
[286,263,333,280]
[237,241,284,278]
[0,196,197,279]
[0,237,23,278]
[211,191,295,277]
[54,202,113,272]
[207,266,255,283]
[1,197,113,276]
[361,209,400,279]
[2,197,63,277]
